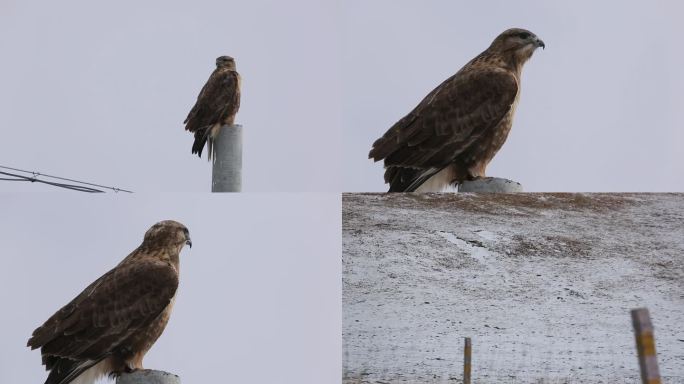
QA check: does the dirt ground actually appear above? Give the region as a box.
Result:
[343,193,684,383]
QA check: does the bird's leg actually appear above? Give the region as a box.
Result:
[109,363,138,378]
[453,173,485,191]
[109,348,141,377]
[466,174,484,181]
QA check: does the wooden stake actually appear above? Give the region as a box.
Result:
[631,308,661,384]
[464,337,472,384]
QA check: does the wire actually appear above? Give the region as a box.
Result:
[0,165,133,193]
[0,171,103,192]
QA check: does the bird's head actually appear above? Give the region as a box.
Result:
[143,220,192,252]
[489,28,545,64]
[216,55,236,70]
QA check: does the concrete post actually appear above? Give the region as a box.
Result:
[631,308,661,384]
[463,337,472,384]
[211,124,243,192]
[116,370,180,384]
[458,177,523,193]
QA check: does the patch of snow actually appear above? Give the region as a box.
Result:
[437,231,490,264]
[343,193,684,384]
[474,229,499,242]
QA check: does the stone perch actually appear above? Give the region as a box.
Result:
[117,370,180,384]
[211,124,243,192]
[458,177,522,192]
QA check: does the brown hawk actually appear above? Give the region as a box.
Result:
[27,220,192,384]
[184,55,241,160]
[369,28,544,192]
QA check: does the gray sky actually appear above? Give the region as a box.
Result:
[0,0,341,192]
[0,194,341,383]
[3,1,682,193]
[344,0,684,192]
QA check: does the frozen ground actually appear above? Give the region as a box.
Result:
[343,193,684,383]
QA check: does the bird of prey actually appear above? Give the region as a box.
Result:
[27,220,192,384]
[369,28,544,192]
[184,55,241,160]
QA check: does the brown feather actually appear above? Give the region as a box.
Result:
[369,28,544,192]
[28,220,190,384]
[184,61,241,159]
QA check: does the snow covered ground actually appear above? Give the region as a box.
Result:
[343,193,684,383]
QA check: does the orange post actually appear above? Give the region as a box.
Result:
[631,308,661,384]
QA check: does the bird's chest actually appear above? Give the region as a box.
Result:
[220,73,241,125]
[464,94,519,167]
[126,296,176,358]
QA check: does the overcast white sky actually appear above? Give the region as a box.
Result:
[2,1,682,193]
[344,0,684,192]
[0,0,342,192]
[0,194,341,384]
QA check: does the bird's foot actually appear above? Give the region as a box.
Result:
[466,175,484,182]
[451,175,482,189]
[110,365,139,377]
[124,365,138,374]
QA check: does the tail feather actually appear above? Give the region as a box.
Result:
[44,358,76,384]
[192,126,218,161]
[45,356,109,384]
[385,166,444,192]
[207,137,215,162]
[191,130,209,159]
[44,357,94,384]
[385,167,420,192]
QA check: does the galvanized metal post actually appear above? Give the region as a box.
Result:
[631,308,661,384]
[463,337,472,384]
[116,370,180,384]
[458,177,523,192]
[211,124,243,192]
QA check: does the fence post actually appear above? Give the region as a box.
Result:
[211,124,243,192]
[116,369,180,384]
[458,177,522,192]
[463,337,472,384]
[631,308,661,384]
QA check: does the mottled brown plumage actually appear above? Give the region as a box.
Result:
[27,221,192,384]
[369,28,544,192]
[184,55,241,160]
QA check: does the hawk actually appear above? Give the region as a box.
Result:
[369,28,544,192]
[184,55,241,159]
[27,220,192,384]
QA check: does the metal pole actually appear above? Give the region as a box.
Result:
[116,370,180,384]
[463,337,471,384]
[631,308,661,384]
[211,124,243,192]
[458,177,523,192]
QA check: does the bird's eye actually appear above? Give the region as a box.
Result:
[517,32,531,39]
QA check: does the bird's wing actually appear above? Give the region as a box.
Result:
[368,68,518,170]
[28,257,178,363]
[184,70,240,132]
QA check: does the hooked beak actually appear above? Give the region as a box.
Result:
[185,237,192,248]
[535,37,545,50]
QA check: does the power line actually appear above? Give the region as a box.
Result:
[0,171,103,192]
[0,165,133,193]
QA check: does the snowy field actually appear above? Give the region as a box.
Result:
[343,193,684,383]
